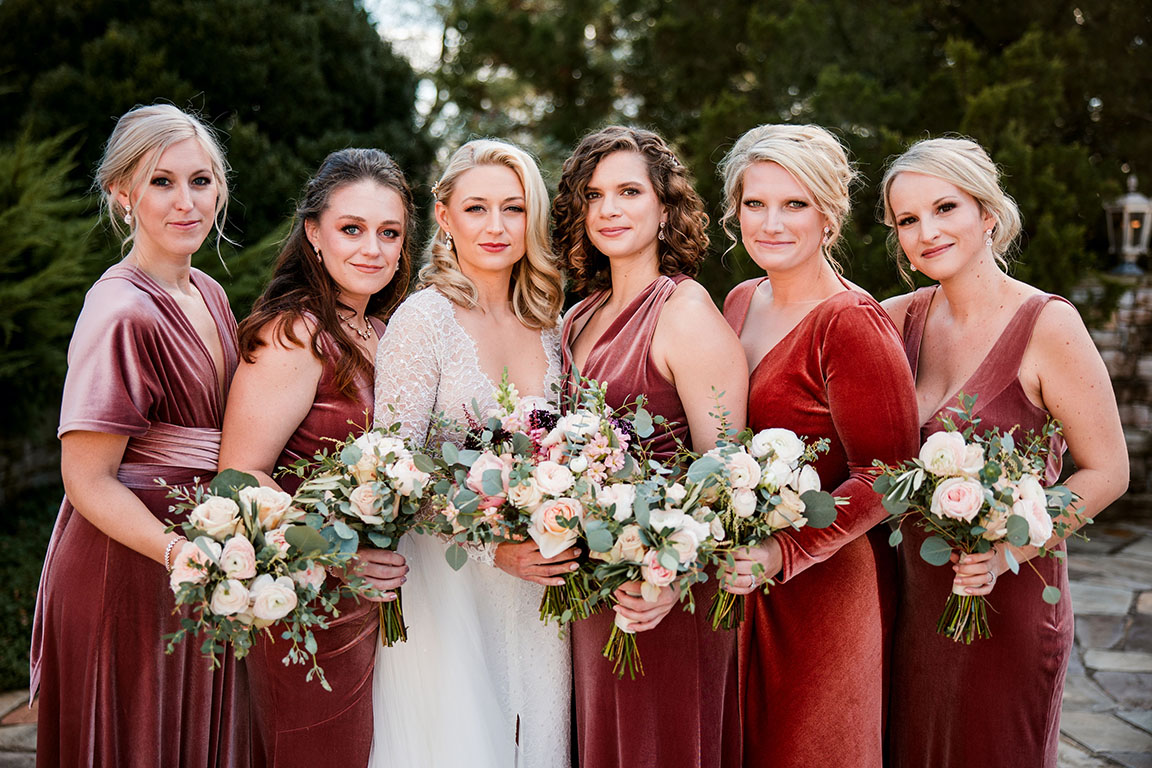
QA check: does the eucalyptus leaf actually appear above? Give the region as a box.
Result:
[612,453,635,480]
[284,524,330,555]
[208,468,259,496]
[659,549,679,572]
[1042,585,1061,604]
[801,490,837,528]
[633,408,654,439]
[919,536,953,566]
[339,444,363,466]
[1006,515,1031,547]
[583,520,614,553]
[633,494,650,528]
[686,455,723,484]
[413,453,436,473]
[882,495,909,517]
[442,442,459,465]
[367,531,392,549]
[445,544,469,571]
[511,432,531,455]
[872,474,893,495]
[1004,546,1020,574]
[458,449,480,465]
[332,519,358,541]
[194,535,222,564]
[888,528,903,547]
[482,468,505,497]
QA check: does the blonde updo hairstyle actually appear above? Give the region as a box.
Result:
[881,137,1022,283]
[718,124,856,273]
[420,139,563,329]
[94,104,231,253]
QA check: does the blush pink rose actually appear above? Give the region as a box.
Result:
[292,560,328,590]
[169,539,221,592]
[725,451,762,490]
[349,483,385,525]
[640,550,677,601]
[529,497,584,558]
[467,452,512,506]
[189,496,242,540]
[930,477,986,522]
[238,485,296,530]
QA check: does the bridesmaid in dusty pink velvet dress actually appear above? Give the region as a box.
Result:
[31,105,249,766]
[553,126,749,768]
[879,138,1127,768]
[218,149,414,768]
[715,125,919,768]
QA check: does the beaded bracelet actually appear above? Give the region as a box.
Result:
[164,536,186,573]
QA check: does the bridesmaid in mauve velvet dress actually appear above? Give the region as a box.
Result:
[880,139,1126,768]
[31,105,249,766]
[218,149,414,768]
[554,126,748,768]
[715,124,919,768]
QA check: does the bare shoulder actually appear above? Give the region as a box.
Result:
[664,278,724,324]
[248,314,323,371]
[1032,295,1094,357]
[879,291,917,330]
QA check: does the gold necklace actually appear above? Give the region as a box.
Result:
[340,313,373,341]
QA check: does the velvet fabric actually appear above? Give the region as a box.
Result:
[31,263,248,767]
[889,287,1073,768]
[723,279,919,768]
[246,324,382,768]
[561,275,741,768]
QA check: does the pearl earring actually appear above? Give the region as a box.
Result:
[910,263,918,273]
[658,221,666,241]
[123,206,132,226]
[445,232,454,251]
[823,226,832,242]
[984,229,993,249]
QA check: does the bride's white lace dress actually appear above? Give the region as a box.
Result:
[368,287,571,768]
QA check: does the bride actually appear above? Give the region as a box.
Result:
[369,139,573,767]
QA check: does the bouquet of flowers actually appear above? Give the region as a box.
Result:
[874,394,1079,643]
[288,422,435,646]
[580,462,721,679]
[700,427,840,630]
[162,469,355,690]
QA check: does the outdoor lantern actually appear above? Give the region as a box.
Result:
[1104,174,1150,275]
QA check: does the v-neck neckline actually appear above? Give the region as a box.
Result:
[126,263,229,409]
[569,275,669,374]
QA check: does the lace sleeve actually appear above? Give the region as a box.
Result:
[374,295,441,445]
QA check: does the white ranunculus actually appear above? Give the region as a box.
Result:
[248,574,299,623]
[533,461,576,496]
[209,579,250,616]
[731,487,757,518]
[757,428,805,465]
[918,431,970,477]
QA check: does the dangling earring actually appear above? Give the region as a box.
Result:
[123,205,132,226]
[984,229,994,249]
[823,226,832,243]
[445,232,454,251]
[314,246,323,264]
[910,263,918,273]
[658,221,666,241]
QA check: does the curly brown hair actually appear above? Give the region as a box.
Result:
[552,126,709,294]
[237,148,414,399]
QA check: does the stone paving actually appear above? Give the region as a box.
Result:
[2,513,1150,767]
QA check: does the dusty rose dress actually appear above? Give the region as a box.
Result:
[245,322,383,768]
[889,287,1073,768]
[561,275,741,768]
[723,279,919,768]
[30,263,248,767]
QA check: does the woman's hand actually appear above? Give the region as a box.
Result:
[494,540,580,586]
[354,547,409,602]
[719,538,784,595]
[612,581,680,633]
[952,547,1010,596]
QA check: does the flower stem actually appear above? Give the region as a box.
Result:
[707,590,745,631]
[378,587,407,646]
[602,625,643,680]
[936,591,991,643]
[539,570,593,625]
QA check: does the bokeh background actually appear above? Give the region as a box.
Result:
[0,0,1149,691]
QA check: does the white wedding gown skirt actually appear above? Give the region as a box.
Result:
[368,532,571,768]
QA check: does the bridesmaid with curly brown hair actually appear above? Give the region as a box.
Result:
[554,126,748,768]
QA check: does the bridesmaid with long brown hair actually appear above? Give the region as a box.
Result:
[31,104,248,766]
[716,123,919,768]
[554,125,748,768]
[880,137,1127,768]
[219,148,414,767]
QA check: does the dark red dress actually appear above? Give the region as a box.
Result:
[31,263,248,767]
[723,278,919,768]
[245,323,382,768]
[889,287,1073,768]
[562,275,741,768]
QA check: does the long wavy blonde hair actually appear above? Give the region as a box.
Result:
[419,139,563,329]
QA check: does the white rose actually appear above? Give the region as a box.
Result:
[960,444,986,477]
[610,524,647,564]
[558,411,601,438]
[533,461,575,496]
[668,528,702,564]
[209,579,250,616]
[264,526,292,554]
[725,451,762,490]
[349,483,386,525]
[508,477,545,511]
[792,465,822,494]
[596,483,636,522]
[1014,475,1052,546]
[238,485,295,530]
[980,505,1010,541]
[248,574,299,624]
[710,515,727,542]
[386,457,429,496]
[758,428,806,465]
[731,487,757,518]
[350,451,383,485]
[189,496,242,541]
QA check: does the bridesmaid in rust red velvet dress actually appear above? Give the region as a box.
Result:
[553,126,748,768]
[218,149,414,767]
[31,105,248,766]
[716,124,919,768]
[879,138,1127,768]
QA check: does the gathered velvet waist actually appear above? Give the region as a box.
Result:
[118,421,221,489]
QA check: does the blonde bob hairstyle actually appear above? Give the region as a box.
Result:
[419,139,563,329]
[94,104,231,254]
[718,124,856,273]
[881,136,1022,283]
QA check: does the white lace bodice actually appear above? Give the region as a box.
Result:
[369,287,571,768]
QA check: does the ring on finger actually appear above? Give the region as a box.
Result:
[986,570,996,586]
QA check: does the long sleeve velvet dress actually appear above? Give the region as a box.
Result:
[245,321,383,768]
[888,287,1073,768]
[561,274,741,768]
[30,262,249,767]
[722,279,919,768]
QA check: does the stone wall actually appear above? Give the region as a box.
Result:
[1074,275,1152,494]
